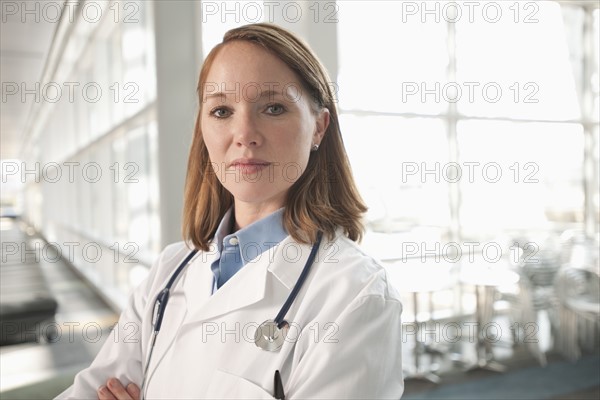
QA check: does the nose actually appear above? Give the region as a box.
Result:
[232,109,262,148]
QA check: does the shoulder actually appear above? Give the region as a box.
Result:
[143,241,197,290]
[312,230,402,307]
[158,241,192,265]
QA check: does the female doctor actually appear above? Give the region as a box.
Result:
[57,23,403,399]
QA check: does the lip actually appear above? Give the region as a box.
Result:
[228,158,271,174]
[228,158,271,168]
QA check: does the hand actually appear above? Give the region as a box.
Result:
[97,378,140,400]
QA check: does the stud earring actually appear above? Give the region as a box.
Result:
[311,144,319,152]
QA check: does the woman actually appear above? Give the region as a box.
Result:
[57,23,403,399]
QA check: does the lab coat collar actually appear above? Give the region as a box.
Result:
[267,234,317,290]
[181,233,315,327]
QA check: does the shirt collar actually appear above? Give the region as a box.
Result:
[233,207,288,263]
[214,206,289,263]
[213,206,235,253]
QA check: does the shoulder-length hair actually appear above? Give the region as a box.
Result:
[183,23,367,251]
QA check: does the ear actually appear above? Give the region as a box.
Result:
[313,107,330,146]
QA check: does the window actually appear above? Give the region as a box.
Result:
[337,1,598,239]
[458,120,584,233]
[21,1,159,307]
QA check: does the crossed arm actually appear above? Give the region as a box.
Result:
[97,378,140,400]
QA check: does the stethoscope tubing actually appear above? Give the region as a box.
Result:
[141,249,198,399]
[274,231,322,328]
[153,249,199,332]
[141,232,322,397]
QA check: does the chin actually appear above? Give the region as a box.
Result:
[227,185,287,206]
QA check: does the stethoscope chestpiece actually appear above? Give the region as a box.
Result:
[254,319,289,352]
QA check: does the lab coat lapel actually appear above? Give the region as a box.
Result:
[145,265,191,374]
[267,235,314,291]
[182,234,312,326]
[180,245,218,308]
[144,246,213,383]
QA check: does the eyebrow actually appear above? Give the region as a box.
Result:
[204,90,286,101]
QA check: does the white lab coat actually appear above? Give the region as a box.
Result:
[56,229,404,399]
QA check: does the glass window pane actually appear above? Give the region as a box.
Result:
[109,26,125,124]
[593,9,599,123]
[458,120,584,234]
[340,114,450,228]
[337,1,448,115]
[201,1,265,58]
[90,145,113,239]
[76,155,93,233]
[456,2,580,121]
[147,120,161,255]
[593,125,599,230]
[126,126,151,250]
[112,135,129,242]
[91,39,111,139]
[122,2,152,117]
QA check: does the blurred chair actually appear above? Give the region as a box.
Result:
[498,236,567,366]
[384,259,455,383]
[504,268,549,366]
[516,250,562,365]
[459,258,520,372]
[553,266,600,361]
[559,229,599,270]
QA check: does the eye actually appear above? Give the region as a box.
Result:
[265,104,286,115]
[209,107,231,118]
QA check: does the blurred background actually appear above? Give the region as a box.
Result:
[0,0,598,398]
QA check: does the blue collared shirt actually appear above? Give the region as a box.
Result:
[210,207,288,293]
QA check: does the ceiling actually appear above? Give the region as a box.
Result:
[0,0,57,159]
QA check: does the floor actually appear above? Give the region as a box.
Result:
[1,218,598,399]
[402,346,599,399]
[0,218,118,397]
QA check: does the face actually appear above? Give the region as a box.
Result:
[201,41,329,212]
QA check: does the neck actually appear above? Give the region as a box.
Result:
[233,201,283,231]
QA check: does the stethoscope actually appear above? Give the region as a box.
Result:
[140,232,323,397]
